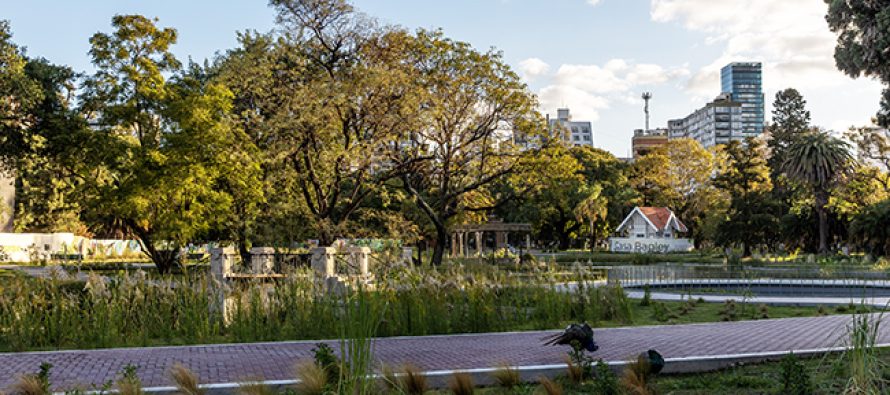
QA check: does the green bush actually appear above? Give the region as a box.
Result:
[591,360,619,395]
[779,353,813,395]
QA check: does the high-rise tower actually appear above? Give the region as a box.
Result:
[720,62,764,137]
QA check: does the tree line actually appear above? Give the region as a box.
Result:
[1,0,889,271]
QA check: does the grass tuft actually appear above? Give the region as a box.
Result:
[237,381,275,395]
[170,364,205,395]
[399,364,428,395]
[539,376,562,395]
[447,371,474,395]
[564,355,583,384]
[8,376,48,395]
[491,364,520,389]
[620,355,656,395]
[294,361,327,395]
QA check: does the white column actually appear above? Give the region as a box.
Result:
[311,247,337,277]
[250,247,275,273]
[344,246,371,276]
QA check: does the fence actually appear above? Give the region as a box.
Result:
[607,263,890,297]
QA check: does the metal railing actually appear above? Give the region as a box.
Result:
[607,264,890,297]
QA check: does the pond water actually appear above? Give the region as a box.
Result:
[637,283,890,298]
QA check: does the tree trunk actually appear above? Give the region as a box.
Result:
[143,243,180,274]
[430,224,448,266]
[131,226,180,274]
[238,242,251,269]
[589,220,596,253]
[743,243,751,258]
[816,191,829,254]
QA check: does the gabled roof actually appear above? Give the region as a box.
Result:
[615,207,688,233]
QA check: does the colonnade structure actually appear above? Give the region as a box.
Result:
[450,220,533,257]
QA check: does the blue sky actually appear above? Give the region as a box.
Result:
[3,0,883,156]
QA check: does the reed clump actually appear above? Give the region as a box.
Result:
[0,264,621,352]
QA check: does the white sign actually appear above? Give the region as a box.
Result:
[609,237,693,253]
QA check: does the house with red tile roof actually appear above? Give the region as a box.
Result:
[610,207,692,253]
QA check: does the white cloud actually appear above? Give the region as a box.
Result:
[587,0,602,6]
[650,0,856,94]
[517,57,550,82]
[534,59,689,121]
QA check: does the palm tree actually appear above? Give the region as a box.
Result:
[781,131,854,254]
[574,184,608,252]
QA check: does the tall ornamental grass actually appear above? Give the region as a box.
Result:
[0,265,627,351]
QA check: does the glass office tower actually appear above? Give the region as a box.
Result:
[720,62,764,137]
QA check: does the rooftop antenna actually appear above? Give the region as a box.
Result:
[642,92,652,133]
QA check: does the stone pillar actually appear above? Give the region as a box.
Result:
[210,247,236,283]
[526,233,532,250]
[451,233,458,257]
[311,247,337,277]
[401,247,414,265]
[209,246,235,321]
[344,246,371,276]
[475,232,483,256]
[495,231,506,249]
[250,247,275,274]
[458,232,465,257]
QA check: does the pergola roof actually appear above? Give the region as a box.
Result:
[452,222,532,233]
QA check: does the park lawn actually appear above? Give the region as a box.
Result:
[419,348,890,394]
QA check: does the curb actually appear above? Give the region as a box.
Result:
[68,343,888,394]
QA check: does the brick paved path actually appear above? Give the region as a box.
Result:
[1,314,887,391]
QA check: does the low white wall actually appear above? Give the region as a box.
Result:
[0,233,142,262]
[609,237,693,253]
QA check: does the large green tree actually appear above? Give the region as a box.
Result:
[0,21,87,233]
[79,15,240,272]
[714,139,781,256]
[768,88,811,175]
[781,131,854,254]
[257,0,421,245]
[826,1,890,126]
[395,30,542,265]
[574,183,608,252]
[631,138,718,245]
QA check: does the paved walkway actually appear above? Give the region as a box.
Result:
[1,314,888,391]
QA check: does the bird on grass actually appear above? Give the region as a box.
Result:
[639,349,665,375]
[543,323,599,352]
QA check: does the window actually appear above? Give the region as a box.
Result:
[583,135,591,141]
[573,135,579,141]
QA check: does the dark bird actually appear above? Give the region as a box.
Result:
[640,349,665,375]
[543,323,598,352]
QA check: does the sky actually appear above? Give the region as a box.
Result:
[3,0,884,157]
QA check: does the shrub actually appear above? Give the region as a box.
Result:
[116,365,143,395]
[639,284,651,307]
[849,200,890,256]
[592,360,619,395]
[311,343,340,385]
[779,353,813,395]
[719,300,738,321]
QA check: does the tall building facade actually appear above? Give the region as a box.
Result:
[548,108,594,147]
[668,93,743,148]
[631,128,668,158]
[721,62,764,137]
